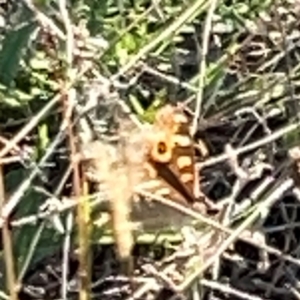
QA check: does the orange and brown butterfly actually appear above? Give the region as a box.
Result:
[141,105,204,204]
[80,104,212,270]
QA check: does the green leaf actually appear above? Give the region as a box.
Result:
[38,123,50,153]
[29,54,51,70]
[0,20,37,86]
[0,83,32,107]
[5,169,64,274]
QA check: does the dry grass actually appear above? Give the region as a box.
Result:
[1,0,300,300]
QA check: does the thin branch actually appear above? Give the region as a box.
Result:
[192,0,219,135]
[59,2,91,298]
[21,0,66,40]
[137,181,300,268]
[0,165,19,300]
[0,95,59,159]
[179,178,294,291]
[111,0,208,80]
[199,121,300,169]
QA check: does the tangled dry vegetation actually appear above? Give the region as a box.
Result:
[2,0,300,299]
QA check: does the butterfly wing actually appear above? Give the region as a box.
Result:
[143,105,197,205]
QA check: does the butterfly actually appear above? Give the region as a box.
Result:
[80,103,218,264]
[128,104,218,228]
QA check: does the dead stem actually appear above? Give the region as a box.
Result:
[62,88,92,300]
[192,0,219,135]
[58,0,92,296]
[199,121,300,169]
[0,95,59,160]
[178,178,293,291]
[0,165,19,300]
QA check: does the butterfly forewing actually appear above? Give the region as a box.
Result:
[142,105,197,206]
